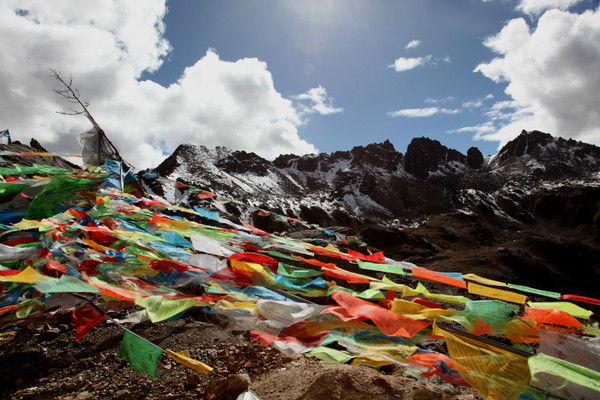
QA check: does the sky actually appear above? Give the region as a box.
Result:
[0,0,599,169]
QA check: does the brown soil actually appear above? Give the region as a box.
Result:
[0,319,481,400]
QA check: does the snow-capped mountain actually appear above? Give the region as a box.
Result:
[144,130,600,229]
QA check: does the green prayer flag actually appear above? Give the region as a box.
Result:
[134,296,197,323]
[277,262,322,279]
[0,182,31,196]
[414,282,469,305]
[356,259,409,275]
[462,300,519,327]
[194,228,236,242]
[260,250,299,262]
[0,164,72,176]
[34,274,99,294]
[306,346,355,364]
[118,331,163,378]
[529,353,600,399]
[508,284,561,299]
[328,286,385,300]
[25,175,99,219]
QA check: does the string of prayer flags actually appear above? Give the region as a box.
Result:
[118,331,163,378]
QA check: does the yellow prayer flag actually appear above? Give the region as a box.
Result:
[214,299,257,313]
[463,273,508,288]
[12,219,44,230]
[165,349,213,374]
[351,354,395,369]
[435,325,531,400]
[414,282,470,305]
[468,282,527,304]
[324,244,340,252]
[390,298,457,320]
[0,266,48,284]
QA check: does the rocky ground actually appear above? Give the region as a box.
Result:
[0,318,481,400]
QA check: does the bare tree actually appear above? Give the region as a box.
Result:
[50,68,101,131]
[50,68,129,169]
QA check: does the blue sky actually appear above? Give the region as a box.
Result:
[140,0,597,157]
[2,0,599,168]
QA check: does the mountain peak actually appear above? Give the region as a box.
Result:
[492,130,600,177]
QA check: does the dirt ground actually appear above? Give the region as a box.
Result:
[0,318,481,400]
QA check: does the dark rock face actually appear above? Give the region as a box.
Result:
[214,151,270,176]
[404,137,468,179]
[466,147,484,169]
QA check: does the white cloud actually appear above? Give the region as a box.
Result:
[389,55,452,72]
[424,96,455,103]
[462,100,484,108]
[0,0,321,169]
[447,122,496,135]
[474,7,600,147]
[388,107,460,118]
[293,85,343,115]
[405,40,422,49]
[516,0,584,16]
[389,55,432,71]
[462,94,495,109]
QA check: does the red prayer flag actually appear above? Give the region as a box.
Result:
[347,249,385,263]
[197,191,217,199]
[330,291,430,338]
[71,303,106,342]
[239,220,269,237]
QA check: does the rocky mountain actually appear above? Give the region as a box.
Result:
[145,130,600,226]
[142,130,600,297]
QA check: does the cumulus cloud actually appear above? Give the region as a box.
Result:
[473,7,600,147]
[405,40,422,49]
[516,0,584,15]
[387,107,460,118]
[388,55,432,72]
[389,55,451,72]
[0,0,322,169]
[293,86,343,116]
